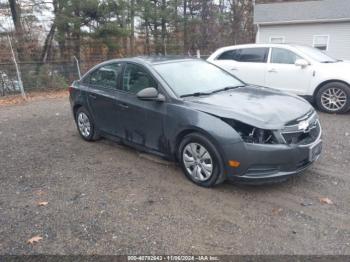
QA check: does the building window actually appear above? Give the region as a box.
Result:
[269,36,285,44]
[313,35,329,51]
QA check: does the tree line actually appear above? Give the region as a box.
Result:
[2,0,259,63]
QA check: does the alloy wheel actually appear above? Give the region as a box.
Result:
[182,142,213,181]
[321,87,347,112]
[77,112,91,138]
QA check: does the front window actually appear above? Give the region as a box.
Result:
[153,60,244,97]
[270,48,301,64]
[295,45,337,63]
[122,64,157,94]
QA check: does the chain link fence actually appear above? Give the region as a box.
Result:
[0,51,210,97]
[0,62,18,96]
[0,60,82,96]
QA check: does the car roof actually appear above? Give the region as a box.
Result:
[214,43,309,51]
[135,56,197,64]
[99,56,200,66]
[81,56,204,81]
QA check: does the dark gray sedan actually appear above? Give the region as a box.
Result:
[69,57,322,187]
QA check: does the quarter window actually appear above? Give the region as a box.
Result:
[89,63,122,89]
[123,64,157,94]
[217,50,240,60]
[313,35,329,51]
[270,48,301,64]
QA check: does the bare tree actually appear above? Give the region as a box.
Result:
[130,0,135,55]
[41,0,57,62]
[8,0,25,59]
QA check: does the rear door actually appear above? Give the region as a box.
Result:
[265,47,312,94]
[117,63,166,151]
[85,62,124,136]
[213,47,269,86]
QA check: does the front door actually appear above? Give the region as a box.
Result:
[265,47,312,95]
[117,63,166,151]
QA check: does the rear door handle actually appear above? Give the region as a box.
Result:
[118,103,129,109]
[89,94,97,99]
[268,68,277,73]
[231,67,238,71]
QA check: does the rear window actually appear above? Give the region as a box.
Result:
[82,63,123,89]
[217,48,268,63]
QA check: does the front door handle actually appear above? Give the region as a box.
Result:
[89,94,97,99]
[268,68,277,73]
[118,103,129,109]
[231,67,238,71]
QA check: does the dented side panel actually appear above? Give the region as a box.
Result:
[163,103,243,158]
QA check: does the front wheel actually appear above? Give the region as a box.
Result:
[178,133,226,187]
[316,82,350,114]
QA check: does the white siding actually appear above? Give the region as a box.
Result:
[257,22,350,60]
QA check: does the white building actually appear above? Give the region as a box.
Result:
[254,0,350,60]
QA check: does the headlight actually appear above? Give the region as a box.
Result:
[222,118,278,144]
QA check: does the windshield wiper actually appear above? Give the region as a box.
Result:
[180,92,211,98]
[210,85,244,94]
[180,85,244,98]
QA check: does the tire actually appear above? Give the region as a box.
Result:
[316,82,350,114]
[178,133,226,187]
[75,107,99,141]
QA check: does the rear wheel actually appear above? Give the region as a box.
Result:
[316,82,350,114]
[179,133,225,187]
[75,107,99,141]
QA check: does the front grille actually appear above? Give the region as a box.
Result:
[245,166,279,177]
[281,112,321,146]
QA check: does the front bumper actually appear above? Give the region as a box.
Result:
[222,137,322,184]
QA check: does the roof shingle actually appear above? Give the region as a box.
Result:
[254,0,350,24]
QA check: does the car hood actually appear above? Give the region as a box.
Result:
[320,60,350,71]
[317,61,350,81]
[184,86,313,130]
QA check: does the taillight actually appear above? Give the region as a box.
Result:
[68,86,74,94]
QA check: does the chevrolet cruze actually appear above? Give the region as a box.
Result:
[69,57,322,187]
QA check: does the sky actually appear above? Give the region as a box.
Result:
[0,0,54,34]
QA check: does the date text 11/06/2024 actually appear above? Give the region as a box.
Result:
[127,255,220,261]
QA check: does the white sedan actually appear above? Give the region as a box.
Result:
[207,44,350,114]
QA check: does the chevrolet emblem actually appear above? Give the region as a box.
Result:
[298,120,309,131]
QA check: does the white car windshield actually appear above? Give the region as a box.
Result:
[295,45,338,63]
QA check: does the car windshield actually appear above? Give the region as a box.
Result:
[294,45,338,63]
[153,60,244,97]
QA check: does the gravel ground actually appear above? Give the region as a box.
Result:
[0,97,349,255]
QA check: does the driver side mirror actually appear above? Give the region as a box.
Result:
[137,87,165,102]
[295,59,309,68]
